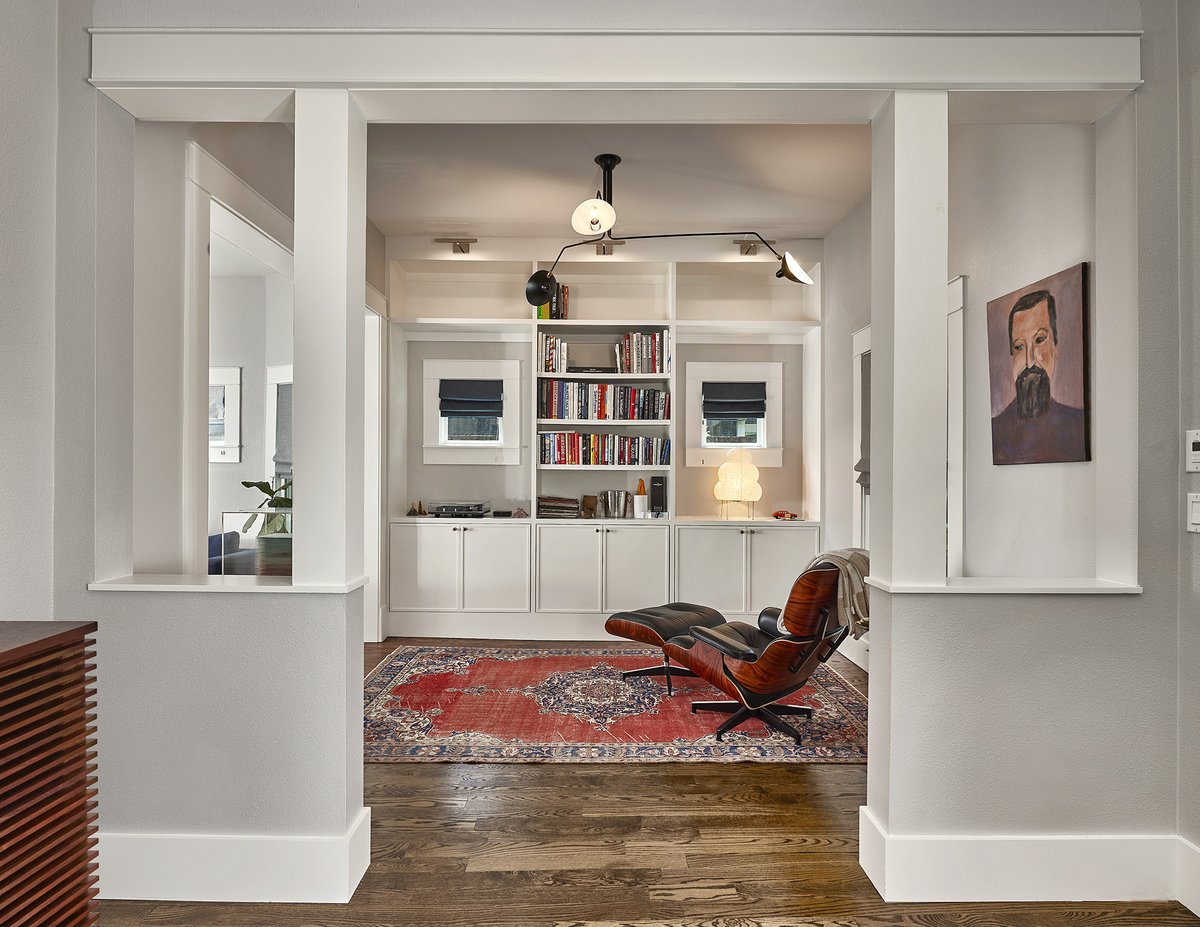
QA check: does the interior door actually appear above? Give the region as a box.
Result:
[389,523,461,611]
[602,525,670,612]
[674,526,746,615]
[747,526,821,615]
[536,525,603,612]
[462,523,531,612]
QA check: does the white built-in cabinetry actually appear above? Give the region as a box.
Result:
[389,522,531,613]
[384,250,824,640]
[536,523,670,613]
[674,524,820,616]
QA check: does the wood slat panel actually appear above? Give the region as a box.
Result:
[0,625,97,927]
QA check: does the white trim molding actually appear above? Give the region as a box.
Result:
[98,807,370,903]
[860,807,1178,903]
[1179,836,1200,918]
[422,358,521,465]
[685,361,784,468]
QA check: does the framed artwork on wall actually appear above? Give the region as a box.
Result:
[208,366,242,463]
[987,262,1090,466]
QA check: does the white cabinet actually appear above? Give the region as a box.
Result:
[601,526,670,612]
[674,526,746,614]
[536,525,602,612]
[390,522,530,612]
[675,524,821,615]
[389,523,460,611]
[461,524,533,612]
[747,526,821,614]
[537,524,670,613]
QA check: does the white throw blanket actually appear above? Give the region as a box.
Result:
[805,548,870,639]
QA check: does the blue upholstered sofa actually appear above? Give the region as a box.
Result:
[207,531,258,575]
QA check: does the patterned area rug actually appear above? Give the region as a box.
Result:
[364,645,867,763]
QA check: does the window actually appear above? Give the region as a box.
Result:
[701,381,767,449]
[423,361,521,465]
[685,362,784,468]
[437,378,504,446]
[441,415,502,445]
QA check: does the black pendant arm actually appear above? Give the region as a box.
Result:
[546,235,607,276]
[604,228,784,261]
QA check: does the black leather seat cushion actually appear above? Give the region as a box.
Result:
[688,621,776,662]
[605,602,727,648]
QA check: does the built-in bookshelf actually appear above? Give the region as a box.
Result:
[388,254,822,526]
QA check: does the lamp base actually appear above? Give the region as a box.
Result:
[720,501,755,520]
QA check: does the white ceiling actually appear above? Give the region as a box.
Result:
[366,124,871,240]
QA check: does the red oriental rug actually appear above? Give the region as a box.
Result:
[364,645,867,763]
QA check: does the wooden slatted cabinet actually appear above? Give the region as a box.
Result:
[0,622,99,927]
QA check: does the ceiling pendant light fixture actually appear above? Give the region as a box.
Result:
[571,195,617,235]
[526,152,813,305]
[777,250,815,285]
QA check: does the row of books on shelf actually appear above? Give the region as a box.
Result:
[537,488,667,520]
[539,432,671,467]
[537,329,670,374]
[536,283,570,319]
[538,380,670,421]
[616,330,669,374]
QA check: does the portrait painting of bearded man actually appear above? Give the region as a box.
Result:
[987,263,1090,465]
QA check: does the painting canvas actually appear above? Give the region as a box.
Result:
[987,263,1089,465]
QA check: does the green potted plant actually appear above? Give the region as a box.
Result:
[241,480,292,576]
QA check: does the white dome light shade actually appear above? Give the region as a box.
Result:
[777,251,815,285]
[571,198,617,236]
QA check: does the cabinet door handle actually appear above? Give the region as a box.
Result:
[748,529,755,535]
[595,528,601,533]
[461,527,469,532]
[605,528,611,533]
[739,529,745,535]
[451,527,459,532]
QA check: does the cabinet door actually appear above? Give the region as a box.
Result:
[462,523,531,612]
[748,526,821,615]
[674,526,746,615]
[602,526,670,613]
[536,525,602,612]
[389,523,461,611]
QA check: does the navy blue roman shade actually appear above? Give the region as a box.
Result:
[702,381,766,419]
[439,379,503,418]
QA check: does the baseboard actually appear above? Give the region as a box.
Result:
[1179,835,1200,917]
[385,610,613,641]
[99,807,371,902]
[859,806,1176,902]
[838,632,869,671]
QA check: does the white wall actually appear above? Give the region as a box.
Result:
[0,0,57,620]
[950,124,1097,578]
[1175,0,1200,852]
[396,337,532,513]
[675,343,807,518]
[821,195,872,551]
[49,8,365,900]
[864,0,1185,899]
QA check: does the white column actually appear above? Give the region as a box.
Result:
[292,90,367,586]
[869,91,950,587]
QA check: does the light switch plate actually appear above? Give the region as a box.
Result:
[1187,430,1200,473]
[1189,494,1200,534]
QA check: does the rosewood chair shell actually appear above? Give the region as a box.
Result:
[664,565,846,743]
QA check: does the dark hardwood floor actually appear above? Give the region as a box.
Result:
[99,638,1196,927]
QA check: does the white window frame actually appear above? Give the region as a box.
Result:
[208,366,242,463]
[423,359,520,465]
[265,364,294,478]
[686,362,784,468]
[701,414,767,450]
